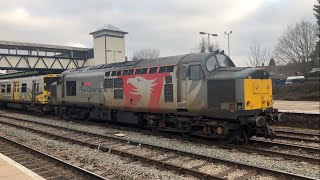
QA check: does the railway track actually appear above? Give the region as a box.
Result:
[0,114,317,180]
[0,134,107,180]
[274,129,320,144]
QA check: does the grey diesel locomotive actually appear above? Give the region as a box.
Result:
[49,52,283,142]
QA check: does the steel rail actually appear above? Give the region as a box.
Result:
[0,115,317,180]
[0,135,108,180]
[1,113,319,164]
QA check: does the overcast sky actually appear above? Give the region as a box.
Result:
[0,0,317,66]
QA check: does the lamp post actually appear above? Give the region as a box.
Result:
[224,31,232,57]
[199,32,218,52]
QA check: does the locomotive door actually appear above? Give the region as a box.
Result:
[13,82,20,101]
[31,81,39,102]
[177,64,188,109]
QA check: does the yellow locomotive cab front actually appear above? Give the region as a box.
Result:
[243,79,273,110]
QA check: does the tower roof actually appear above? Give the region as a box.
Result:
[90,24,128,35]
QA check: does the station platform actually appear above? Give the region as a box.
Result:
[0,153,44,180]
[273,100,320,114]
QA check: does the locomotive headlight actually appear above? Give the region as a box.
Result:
[237,103,242,110]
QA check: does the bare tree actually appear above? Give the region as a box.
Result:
[247,40,271,67]
[199,37,220,53]
[208,42,220,52]
[199,37,207,53]
[273,20,318,73]
[132,48,160,61]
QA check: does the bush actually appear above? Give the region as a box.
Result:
[273,81,320,101]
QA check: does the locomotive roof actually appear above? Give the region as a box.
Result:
[62,52,220,75]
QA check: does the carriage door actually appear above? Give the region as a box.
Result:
[13,82,20,100]
[32,81,36,102]
[177,64,188,110]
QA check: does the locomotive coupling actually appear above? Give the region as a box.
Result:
[277,113,286,122]
[255,116,266,127]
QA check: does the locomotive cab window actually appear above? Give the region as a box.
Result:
[44,77,59,92]
[105,72,110,77]
[206,56,218,71]
[189,65,202,80]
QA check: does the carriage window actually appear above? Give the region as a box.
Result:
[141,68,148,74]
[1,85,5,93]
[6,84,11,93]
[190,65,201,80]
[21,83,27,92]
[66,81,76,96]
[111,71,117,76]
[159,67,166,73]
[105,72,110,76]
[149,67,158,74]
[116,71,122,76]
[135,69,141,74]
[36,83,40,93]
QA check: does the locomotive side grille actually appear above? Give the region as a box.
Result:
[208,80,235,108]
[104,79,113,88]
[221,81,235,102]
[164,84,173,102]
[114,89,123,99]
[114,78,123,88]
[165,76,172,84]
[208,81,221,108]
